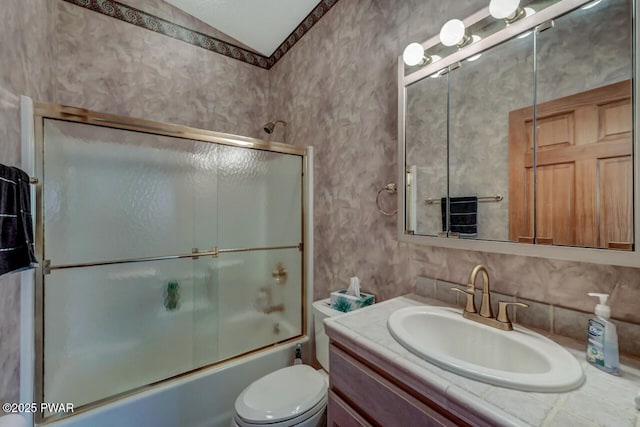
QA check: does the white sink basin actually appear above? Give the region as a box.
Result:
[387,306,584,392]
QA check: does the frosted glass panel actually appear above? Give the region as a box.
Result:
[43,119,218,265]
[39,117,306,415]
[218,146,302,248]
[192,257,220,368]
[44,257,217,407]
[216,249,302,360]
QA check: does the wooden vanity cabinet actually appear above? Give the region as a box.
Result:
[327,343,468,427]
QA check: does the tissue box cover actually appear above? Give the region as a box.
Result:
[330,289,375,313]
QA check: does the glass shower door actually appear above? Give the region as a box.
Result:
[212,146,303,360]
[38,116,306,416]
[41,119,219,408]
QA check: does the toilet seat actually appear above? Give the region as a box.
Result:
[233,396,327,427]
[234,365,328,426]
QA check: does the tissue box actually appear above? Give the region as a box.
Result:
[330,289,375,313]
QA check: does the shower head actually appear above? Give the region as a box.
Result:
[263,120,287,134]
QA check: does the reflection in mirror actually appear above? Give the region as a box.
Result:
[405,72,448,236]
[448,33,534,241]
[509,0,633,249]
[403,0,634,251]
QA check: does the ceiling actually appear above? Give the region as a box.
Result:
[164,0,323,56]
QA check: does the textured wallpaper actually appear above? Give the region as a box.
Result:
[54,0,269,139]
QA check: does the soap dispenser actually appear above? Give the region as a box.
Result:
[586,293,619,375]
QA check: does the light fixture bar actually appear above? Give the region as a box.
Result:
[403,0,592,86]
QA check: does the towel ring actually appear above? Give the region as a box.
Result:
[376,183,397,216]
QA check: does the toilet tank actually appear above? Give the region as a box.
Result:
[312,298,343,372]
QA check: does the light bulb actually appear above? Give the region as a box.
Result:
[489,0,521,19]
[440,19,468,47]
[403,42,426,66]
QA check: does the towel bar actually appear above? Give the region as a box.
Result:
[376,183,397,216]
[425,194,503,204]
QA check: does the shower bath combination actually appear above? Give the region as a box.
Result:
[26,102,310,425]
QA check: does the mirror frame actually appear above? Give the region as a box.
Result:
[397,0,640,267]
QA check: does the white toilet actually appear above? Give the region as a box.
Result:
[231,299,342,427]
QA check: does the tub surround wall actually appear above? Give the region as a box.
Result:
[0,0,54,405]
[267,0,640,322]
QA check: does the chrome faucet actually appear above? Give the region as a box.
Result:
[451,265,528,331]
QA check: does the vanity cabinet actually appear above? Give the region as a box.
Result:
[327,343,466,427]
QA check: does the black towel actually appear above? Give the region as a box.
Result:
[0,164,37,277]
[441,196,478,238]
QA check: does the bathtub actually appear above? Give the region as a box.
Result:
[46,336,307,427]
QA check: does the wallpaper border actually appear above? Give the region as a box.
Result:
[61,0,340,70]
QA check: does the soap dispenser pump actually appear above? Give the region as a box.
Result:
[586,292,619,375]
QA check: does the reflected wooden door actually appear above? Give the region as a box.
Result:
[509,80,633,249]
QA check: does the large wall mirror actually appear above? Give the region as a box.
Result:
[398,0,639,267]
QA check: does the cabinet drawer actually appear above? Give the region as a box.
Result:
[328,390,373,427]
[330,344,460,427]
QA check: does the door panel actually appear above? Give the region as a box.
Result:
[509,80,632,249]
[600,157,633,248]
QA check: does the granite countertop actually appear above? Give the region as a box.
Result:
[324,294,640,427]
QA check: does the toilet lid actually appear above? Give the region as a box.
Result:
[235,365,328,424]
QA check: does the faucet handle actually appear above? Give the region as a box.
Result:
[496,301,529,328]
[451,287,477,314]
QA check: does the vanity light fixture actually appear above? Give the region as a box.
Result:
[403,42,429,66]
[490,0,525,22]
[403,43,443,68]
[440,19,472,47]
[489,0,535,24]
